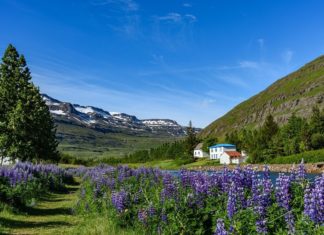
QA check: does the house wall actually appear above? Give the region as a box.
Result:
[1,156,13,166]
[220,154,230,164]
[194,150,203,158]
[231,158,240,164]
[209,146,236,160]
[194,150,208,158]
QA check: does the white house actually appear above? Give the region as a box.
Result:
[209,143,248,164]
[193,143,209,158]
[0,156,15,166]
[209,144,237,160]
[219,151,244,164]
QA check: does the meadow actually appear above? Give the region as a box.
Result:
[1,162,323,234]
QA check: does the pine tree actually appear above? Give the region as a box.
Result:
[0,44,58,162]
[310,107,324,133]
[261,114,279,139]
[185,121,198,157]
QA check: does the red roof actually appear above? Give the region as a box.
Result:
[224,151,241,158]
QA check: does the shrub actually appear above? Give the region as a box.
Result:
[0,162,72,210]
[269,149,324,164]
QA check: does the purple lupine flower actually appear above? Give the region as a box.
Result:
[275,174,295,234]
[252,165,273,234]
[297,160,306,182]
[251,168,272,234]
[227,182,236,219]
[148,203,156,216]
[111,190,128,213]
[304,174,324,224]
[138,209,148,225]
[161,173,178,201]
[161,209,168,223]
[214,219,228,235]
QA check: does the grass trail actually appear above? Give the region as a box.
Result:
[0,181,137,235]
[0,183,81,235]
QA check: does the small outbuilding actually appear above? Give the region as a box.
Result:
[219,151,244,164]
[193,143,209,158]
[0,156,15,166]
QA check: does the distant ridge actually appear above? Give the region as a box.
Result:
[42,94,196,137]
[200,55,324,138]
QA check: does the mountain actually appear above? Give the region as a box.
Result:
[43,94,188,137]
[200,55,324,138]
[42,94,198,157]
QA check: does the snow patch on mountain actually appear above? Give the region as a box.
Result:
[142,119,179,127]
[41,94,198,136]
[50,110,66,115]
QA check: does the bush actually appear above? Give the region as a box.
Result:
[0,162,72,210]
[311,133,324,149]
[269,148,324,164]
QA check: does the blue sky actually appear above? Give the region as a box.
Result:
[1,0,324,127]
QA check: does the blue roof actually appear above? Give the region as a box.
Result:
[209,143,236,148]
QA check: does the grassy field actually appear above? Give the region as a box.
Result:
[57,123,180,159]
[127,158,221,170]
[0,179,135,235]
[269,148,324,164]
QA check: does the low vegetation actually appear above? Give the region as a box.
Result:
[269,149,324,164]
[225,108,324,163]
[74,163,323,234]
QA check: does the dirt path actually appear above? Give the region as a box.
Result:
[0,183,81,235]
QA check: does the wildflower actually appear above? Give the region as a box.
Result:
[214,219,227,235]
[111,190,128,213]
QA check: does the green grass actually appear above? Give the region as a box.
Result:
[200,55,324,138]
[57,123,180,158]
[0,179,135,235]
[126,158,221,170]
[269,149,324,164]
[0,183,80,234]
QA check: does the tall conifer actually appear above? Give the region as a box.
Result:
[0,44,58,162]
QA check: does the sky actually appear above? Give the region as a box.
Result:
[1,0,324,127]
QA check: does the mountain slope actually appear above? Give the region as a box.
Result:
[200,55,324,138]
[43,94,188,137]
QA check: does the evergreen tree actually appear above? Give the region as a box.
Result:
[261,114,279,140]
[185,121,198,156]
[310,106,324,134]
[202,137,218,152]
[0,44,58,162]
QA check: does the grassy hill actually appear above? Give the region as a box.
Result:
[56,123,181,158]
[200,55,324,138]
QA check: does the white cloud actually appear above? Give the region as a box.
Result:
[282,49,294,64]
[238,60,259,69]
[156,12,197,23]
[157,13,182,23]
[185,14,197,23]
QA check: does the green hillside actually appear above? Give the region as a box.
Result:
[200,55,324,138]
[56,123,180,158]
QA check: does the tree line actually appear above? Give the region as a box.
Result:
[0,44,58,164]
[225,107,324,163]
[121,121,199,163]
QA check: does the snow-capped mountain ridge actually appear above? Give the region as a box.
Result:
[42,94,190,136]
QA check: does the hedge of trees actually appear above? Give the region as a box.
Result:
[225,107,324,163]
